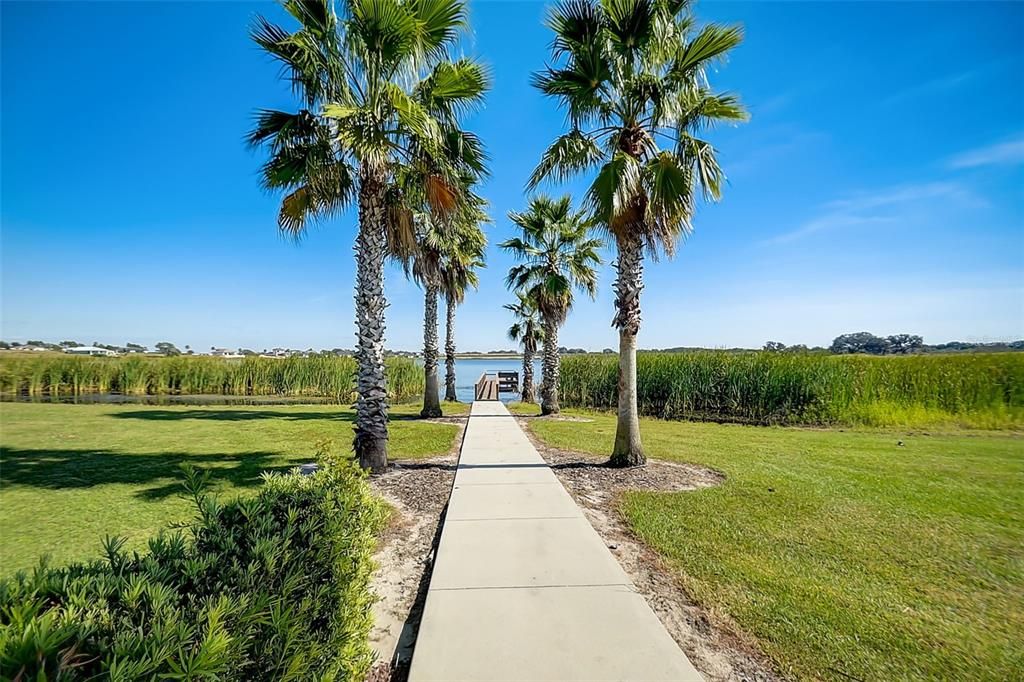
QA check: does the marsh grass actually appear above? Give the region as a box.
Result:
[0,355,423,403]
[558,351,1024,428]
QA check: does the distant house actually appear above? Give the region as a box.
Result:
[259,348,295,358]
[210,348,244,359]
[64,346,118,357]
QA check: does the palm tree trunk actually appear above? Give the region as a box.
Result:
[521,342,536,403]
[610,234,645,466]
[421,283,442,418]
[354,163,389,474]
[540,316,560,415]
[444,293,458,401]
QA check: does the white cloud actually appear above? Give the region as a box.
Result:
[764,214,895,245]
[947,135,1024,169]
[824,181,979,211]
[881,71,976,106]
[764,181,980,245]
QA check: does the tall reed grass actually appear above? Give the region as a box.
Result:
[0,354,423,403]
[558,352,1024,428]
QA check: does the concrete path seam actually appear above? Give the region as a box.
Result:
[407,400,704,682]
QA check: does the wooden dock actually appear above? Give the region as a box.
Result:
[474,371,520,401]
[474,373,499,401]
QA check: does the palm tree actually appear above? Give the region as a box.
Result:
[504,291,544,403]
[440,207,487,401]
[529,0,747,464]
[396,213,446,418]
[395,199,486,416]
[389,90,489,419]
[502,195,601,415]
[248,0,487,472]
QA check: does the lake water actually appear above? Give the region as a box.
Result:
[450,357,540,403]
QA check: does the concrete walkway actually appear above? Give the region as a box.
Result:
[408,401,701,682]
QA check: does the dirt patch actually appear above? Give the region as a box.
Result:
[519,417,780,682]
[365,454,457,682]
[421,416,468,426]
[516,413,594,422]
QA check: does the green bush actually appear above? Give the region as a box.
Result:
[0,446,388,681]
[0,354,424,403]
[559,351,1024,428]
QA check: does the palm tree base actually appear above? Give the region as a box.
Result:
[355,433,388,475]
[611,327,645,467]
[608,449,646,468]
[420,405,442,418]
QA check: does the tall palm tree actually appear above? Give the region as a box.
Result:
[504,291,544,403]
[396,213,447,418]
[395,193,486,416]
[389,89,489,418]
[440,207,487,401]
[502,195,601,415]
[248,0,487,472]
[529,0,747,464]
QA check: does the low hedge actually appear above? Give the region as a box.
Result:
[0,445,388,680]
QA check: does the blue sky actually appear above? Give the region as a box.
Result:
[2,0,1022,352]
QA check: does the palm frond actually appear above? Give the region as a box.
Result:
[674,90,748,132]
[408,0,467,61]
[601,0,655,55]
[283,0,335,37]
[443,129,489,179]
[670,23,743,83]
[585,152,643,229]
[276,165,353,238]
[677,135,723,201]
[416,59,490,118]
[348,0,418,70]
[528,129,604,189]
[531,65,609,123]
[643,150,691,253]
[247,109,323,150]
[547,0,602,56]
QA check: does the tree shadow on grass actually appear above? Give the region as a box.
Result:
[0,447,303,500]
[106,409,441,423]
[108,409,358,423]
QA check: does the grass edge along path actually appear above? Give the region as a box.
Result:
[512,404,1024,681]
[0,401,466,572]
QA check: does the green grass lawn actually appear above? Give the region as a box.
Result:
[0,401,465,572]
[513,404,1024,681]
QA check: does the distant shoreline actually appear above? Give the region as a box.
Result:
[454,353,522,360]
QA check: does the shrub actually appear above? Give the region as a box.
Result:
[0,445,388,680]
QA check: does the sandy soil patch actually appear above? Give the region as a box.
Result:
[365,452,458,682]
[520,416,780,682]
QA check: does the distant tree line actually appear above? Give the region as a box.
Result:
[761,332,1024,356]
[3,335,1022,357]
